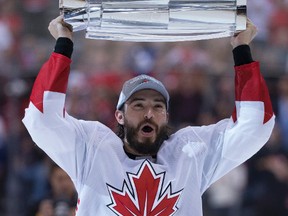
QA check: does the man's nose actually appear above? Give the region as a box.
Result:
[144,108,154,120]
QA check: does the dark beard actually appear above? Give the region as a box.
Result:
[124,119,169,155]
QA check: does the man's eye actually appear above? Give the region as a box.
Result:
[134,103,143,108]
[155,104,164,109]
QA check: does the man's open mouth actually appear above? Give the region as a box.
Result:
[142,125,154,133]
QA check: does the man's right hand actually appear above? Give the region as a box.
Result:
[48,15,73,40]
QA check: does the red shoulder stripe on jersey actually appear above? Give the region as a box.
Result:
[232,62,274,124]
[30,53,71,113]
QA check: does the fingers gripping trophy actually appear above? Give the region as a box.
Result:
[59,0,247,42]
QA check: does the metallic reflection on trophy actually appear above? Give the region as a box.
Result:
[59,0,246,42]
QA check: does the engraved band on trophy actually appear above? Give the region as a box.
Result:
[59,0,247,42]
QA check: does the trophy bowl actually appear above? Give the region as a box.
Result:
[59,0,246,42]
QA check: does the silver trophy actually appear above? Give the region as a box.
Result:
[59,0,246,42]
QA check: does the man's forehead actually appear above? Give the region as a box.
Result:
[128,89,166,101]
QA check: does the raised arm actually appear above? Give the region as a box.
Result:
[30,15,73,113]
[22,16,92,183]
[200,20,275,189]
[231,20,274,124]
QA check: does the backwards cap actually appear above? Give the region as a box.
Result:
[116,74,170,110]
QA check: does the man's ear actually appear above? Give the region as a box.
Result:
[115,110,124,125]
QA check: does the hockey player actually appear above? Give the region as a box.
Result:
[22,15,275,215]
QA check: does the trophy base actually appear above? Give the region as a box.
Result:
[60,0,246,42]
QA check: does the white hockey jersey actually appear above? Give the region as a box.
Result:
[22,52,275,215]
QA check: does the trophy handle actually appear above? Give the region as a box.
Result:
[59,0,88,31]
[236,0,247,32]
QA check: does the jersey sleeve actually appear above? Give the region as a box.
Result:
[199,61,275,191]
[22,52,98,184]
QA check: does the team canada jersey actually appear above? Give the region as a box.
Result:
[23,52,275,216]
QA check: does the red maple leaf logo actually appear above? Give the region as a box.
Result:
[107,160,182,216]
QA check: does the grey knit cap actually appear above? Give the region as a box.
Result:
[116,74,169,110]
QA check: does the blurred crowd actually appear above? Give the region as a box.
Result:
[0,0,288,215]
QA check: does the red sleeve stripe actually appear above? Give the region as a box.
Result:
[232,62,274,124]
[30,53,71,113]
